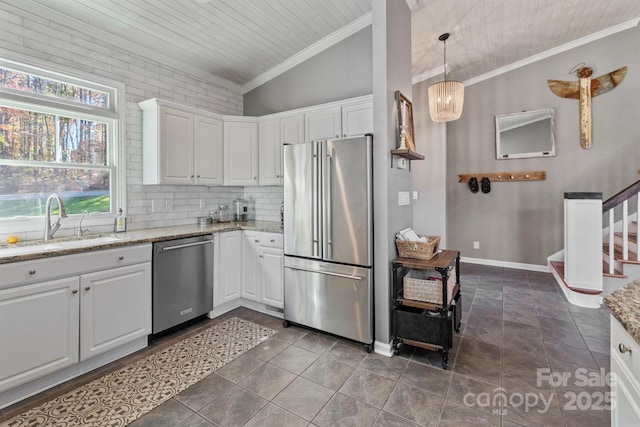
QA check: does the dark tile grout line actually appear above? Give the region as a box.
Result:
[1,265,611,427]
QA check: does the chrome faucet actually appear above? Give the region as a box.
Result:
[76,210,89,237]
[44,193,68,241]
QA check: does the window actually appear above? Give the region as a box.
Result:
[0,59,123,226]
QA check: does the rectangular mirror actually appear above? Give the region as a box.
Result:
[495,108,556,159]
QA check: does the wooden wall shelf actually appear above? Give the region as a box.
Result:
[458,170,546,183]
[391,149,425,160]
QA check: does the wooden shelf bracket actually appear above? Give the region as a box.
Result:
[458,170,546,183]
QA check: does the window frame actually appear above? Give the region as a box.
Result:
[0,56,126,235]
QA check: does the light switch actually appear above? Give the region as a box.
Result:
[398,192,410,206]
[413,191,419,200]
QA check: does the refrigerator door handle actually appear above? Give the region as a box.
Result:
[325,147,333,258]
[284,265,363,281]
[312,142,320,257]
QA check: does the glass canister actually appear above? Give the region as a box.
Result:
[233,194,248,222]
[217,204,230,223]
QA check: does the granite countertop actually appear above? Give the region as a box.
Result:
[0,221,283,265]
[604,279,640,345]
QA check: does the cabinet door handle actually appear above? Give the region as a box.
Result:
[28,269,36,275]
[259,254,263,258]
[255,239,259,243]
[619,343,632,354]
[72,289,78,294]
[270,239,275,243]
[85,286,91,291]
[118,256,124,260]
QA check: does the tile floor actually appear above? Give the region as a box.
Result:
[0,263,612,426]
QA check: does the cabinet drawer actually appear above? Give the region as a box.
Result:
[0,244,152,289]
[259,232,283,249]
[611,316,640,379]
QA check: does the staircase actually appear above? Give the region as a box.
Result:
[548,179,640,307]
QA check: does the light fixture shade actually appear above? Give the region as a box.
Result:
[428,80,464,122]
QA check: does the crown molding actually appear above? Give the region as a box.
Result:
[241,12,373,94]
[462,18,640,87]
[412,65,445,85]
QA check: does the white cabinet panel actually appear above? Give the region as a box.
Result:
[80,263,151,361]
[224,120,259,186]
[305,106,341,142]
[611,315,640,426]
[139,98,223,186]
[260,246,283,309]
[258,119,282,186]
[194,115,224,185]
[216,231,242,305]
[160,107,194,185]
[342,101,373,138]
[281,114,304,145]
[0,277,79,392]
[241,232,260,302]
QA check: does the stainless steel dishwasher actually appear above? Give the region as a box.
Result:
[152,235,214,334]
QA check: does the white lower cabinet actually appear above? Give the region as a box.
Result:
[216,231,242,306]
[241,231,283,309]
[241,232,261,302]
[0,277,80,393]
[611,316,640,426]
[260,246,284,309]
[80,263,151,361]
[0,244,152,400]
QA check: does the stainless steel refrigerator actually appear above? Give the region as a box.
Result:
[283,134,373,349]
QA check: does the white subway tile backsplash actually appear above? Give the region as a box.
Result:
[0,4,285,238]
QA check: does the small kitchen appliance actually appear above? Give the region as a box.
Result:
[233,194,248,222]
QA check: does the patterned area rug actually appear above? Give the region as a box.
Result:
[2,317,276,427]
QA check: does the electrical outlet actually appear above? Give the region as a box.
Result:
[413,191,418,200]
[473,241,480,249]
[165,199,174,212]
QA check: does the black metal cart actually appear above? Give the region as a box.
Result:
[391,250,462,369]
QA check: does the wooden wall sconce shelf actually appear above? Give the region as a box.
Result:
[458,171,546,183]
[391,149,425,160]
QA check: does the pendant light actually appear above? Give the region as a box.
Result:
[428,33,464,122]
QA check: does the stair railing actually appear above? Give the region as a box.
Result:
[602,179,640,273]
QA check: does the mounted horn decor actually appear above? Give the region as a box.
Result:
[548,64,627,149]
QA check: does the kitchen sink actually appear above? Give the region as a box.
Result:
[0,244,64,256]
[0,235,128,257]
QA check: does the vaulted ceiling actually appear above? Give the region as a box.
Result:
[9,0,640,92]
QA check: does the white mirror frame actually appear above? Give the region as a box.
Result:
[495,108,557,159]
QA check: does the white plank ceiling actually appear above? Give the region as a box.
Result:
[5,0,640,92]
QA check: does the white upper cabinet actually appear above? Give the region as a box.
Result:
[341,100,373,138]
[281,114,305,145]
[258,118,282,186]
[158,106,193,185]
[194,115,224,185]
[224,118,259,186]
[305,106,342,142]
[139,98,223,186]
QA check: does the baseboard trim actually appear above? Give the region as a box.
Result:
[374,340,393,357]
[461,256,550,273]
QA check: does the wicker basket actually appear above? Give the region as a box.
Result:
[395,235,440,260]
[403,268,457,305]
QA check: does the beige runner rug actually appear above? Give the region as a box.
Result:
[2,317,276,427]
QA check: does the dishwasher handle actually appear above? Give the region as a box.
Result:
[160,239,213,252]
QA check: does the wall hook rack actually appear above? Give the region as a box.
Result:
[458,170,546,183]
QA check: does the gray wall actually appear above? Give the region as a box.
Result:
[372,0,413,344]
[244,26,373,115]
[412,77,448,246]
[440,24,640,266]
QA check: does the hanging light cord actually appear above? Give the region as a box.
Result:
[438,33,450,81]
